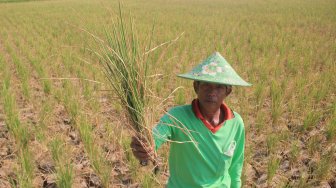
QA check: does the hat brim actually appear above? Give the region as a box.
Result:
[177,74,252,87]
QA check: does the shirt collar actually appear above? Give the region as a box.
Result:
[191,99,234,133]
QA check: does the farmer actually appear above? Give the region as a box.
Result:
[131,52,251,188]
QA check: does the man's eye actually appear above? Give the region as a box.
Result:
[200,83,210,87]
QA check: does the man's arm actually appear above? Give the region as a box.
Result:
[153,114,174,151]
[229,119,245,188]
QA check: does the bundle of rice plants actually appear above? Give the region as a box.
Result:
[92,6,181,173]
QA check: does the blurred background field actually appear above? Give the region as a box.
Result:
[0,0,335,187]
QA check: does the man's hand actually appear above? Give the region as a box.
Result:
[130,136,154,165]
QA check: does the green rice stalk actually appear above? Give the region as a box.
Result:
[92,5,183,174]
[94,5,161,171]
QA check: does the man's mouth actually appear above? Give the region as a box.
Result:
[205,96,217,102]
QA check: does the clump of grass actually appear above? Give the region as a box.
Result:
[175,89,186,105]
[57,164,74,188]
[18,148,34,188]
[325,117,336,141]
[270,81,283,125]
[92,5,180,171]
[49,138,74,188]
[2,86,29,148]
[99,12,150,135]
[34,100,53,142]
[267,156,280,184]
[314,149,334,180]
[307,135,322,155]
[12,53,30,99]
[0,55,11,90]
[254,82,266,110]
[296,174,310,188]
[142,173,156,187]
[266,134,279,155]
[78,116,111,187]
[325,103,336,142]
[62,80,79,123]
[28,56,52,94]
[255,111,266,133]
[121,137,141,180]
[2,84,34,187]
[289,141,300,164]
[301,110,321,132]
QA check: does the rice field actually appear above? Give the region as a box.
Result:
[0,0,335,187]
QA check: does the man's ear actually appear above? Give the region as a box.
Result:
[226,86,232,96]
[193,81,199,94]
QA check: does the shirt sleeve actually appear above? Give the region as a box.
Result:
[229,117,245,188]
[152,112,174,151]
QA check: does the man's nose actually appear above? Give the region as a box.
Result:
[206,85,218,95]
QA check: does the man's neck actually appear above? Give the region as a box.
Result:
[198,102,223,126]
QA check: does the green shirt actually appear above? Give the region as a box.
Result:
[153,103,245,188]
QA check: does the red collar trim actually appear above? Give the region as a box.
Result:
[192,99,234,133]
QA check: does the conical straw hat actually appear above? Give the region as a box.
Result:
[177,52,252,86]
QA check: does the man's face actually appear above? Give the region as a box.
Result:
[194,81,232,107]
